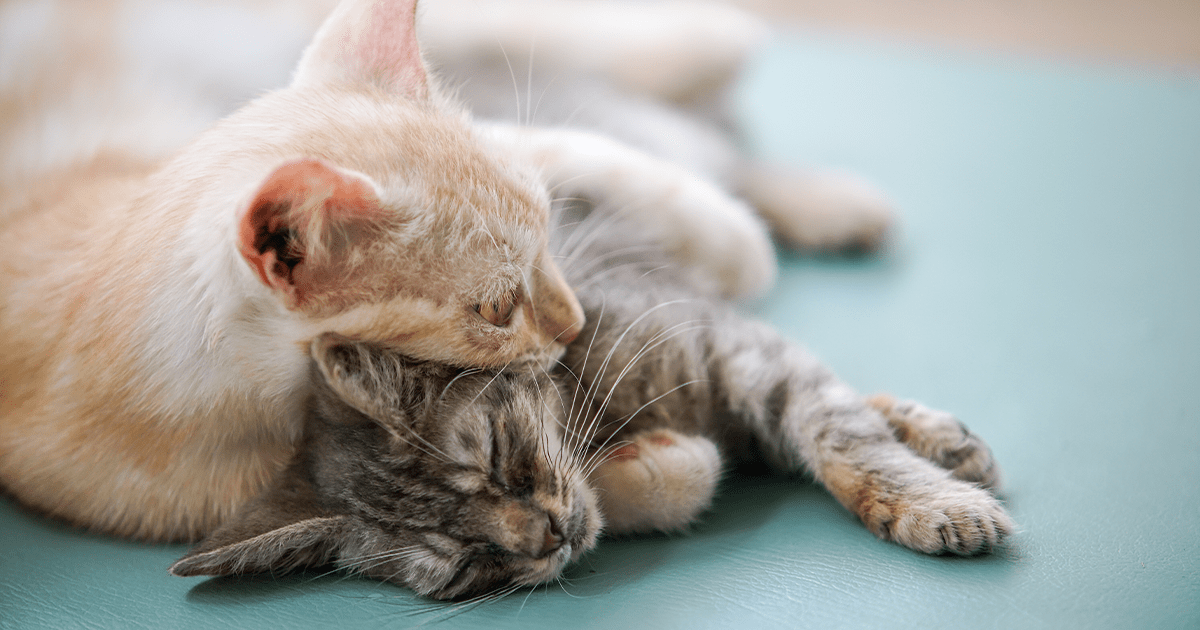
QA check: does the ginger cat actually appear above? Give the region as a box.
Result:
[0,0,780,541]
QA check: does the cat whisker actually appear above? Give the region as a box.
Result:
[522,368,561,472]
[551,574,597,600]
[571,257,675,294]
[637,264,676,281]
[460,197,504,257]
[432,583,523,621]
[541,358,588,472]
[516,581,540,616]
[525,362,578,475]
[530,73,564,131]
[580,379,708,477]
[524,363,566,429]
[522,43,534,127]
[336,546,429,576]
[439,368,484,406]
[496,39,525,129]
[375,419,455,465]
[578,439,635,479]
[560,244,665,283]
[466,363,510,408]
[336,545,425,567]
[559,296,608,458]
[568,310,706,456]
[565,296,678,453]
[555,99,596,133]
[569,321,712,471]
[550,199,642,270]
[542,172,597,197]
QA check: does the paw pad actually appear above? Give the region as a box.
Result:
[647,433,675,447]
[605,444,640,462]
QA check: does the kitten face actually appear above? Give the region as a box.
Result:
[315,344,599,599]
[171,336,601,600]
[207,87,584,367]
[197,0,585,368]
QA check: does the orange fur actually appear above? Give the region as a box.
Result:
[0,0,789,542]
[0,0,583,541]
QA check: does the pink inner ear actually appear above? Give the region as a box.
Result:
[237,158,382,301]
[356,0,427,98]
[296,0,429,99]
[253,158,381,222]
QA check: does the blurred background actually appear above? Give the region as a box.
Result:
[734,0,1200,72]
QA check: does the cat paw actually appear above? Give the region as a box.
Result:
[868,394,1001,489]
[662,180,777,298]
[587,430,721,535]
[738,165,895,252]
[858,477,1014,555]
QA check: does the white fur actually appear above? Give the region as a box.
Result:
[419,0,769,102]
[0,0,784,540]
[589,429,722,534]
[482,124,778,297]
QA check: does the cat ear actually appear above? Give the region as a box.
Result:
[169,472,350,578]
[310,332,426,426]
[292,0,429,99]
[237,158,384,309]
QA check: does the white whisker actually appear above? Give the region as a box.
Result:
[568,302,701,456]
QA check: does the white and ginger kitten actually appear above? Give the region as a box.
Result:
[0,0,794,541]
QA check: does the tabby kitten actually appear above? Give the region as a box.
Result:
[172,207,1013,599]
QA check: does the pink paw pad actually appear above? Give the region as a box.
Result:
[606,444,641,462]
[648,434,675,447]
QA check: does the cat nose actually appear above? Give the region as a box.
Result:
[538,514,565,558]
[530,258,585,346]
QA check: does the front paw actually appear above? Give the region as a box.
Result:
[858,475,1014,555]
[739,166,895,252]
[587,430,721,535]
[659,182,777,298]
[868,394,1001,489]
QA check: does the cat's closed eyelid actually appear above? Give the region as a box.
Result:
[473,290,522,327]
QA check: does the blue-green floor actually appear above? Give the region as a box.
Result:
[3,33,1198,630]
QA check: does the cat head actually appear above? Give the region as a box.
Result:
[164,0,583,366]
[170,333,601,600]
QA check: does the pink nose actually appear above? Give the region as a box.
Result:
[531,258,585,347]
[538,514,565,558]
[554,316,583,346]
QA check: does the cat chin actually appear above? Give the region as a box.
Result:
[528,544,578,583]
[511,484,602,590]
[506,341,571,374]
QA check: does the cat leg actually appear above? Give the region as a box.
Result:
[587,429,721,535]
[483,123,777,298]
[866,394,1001,489]
[711,322,1013,554]
[736,163,895,252]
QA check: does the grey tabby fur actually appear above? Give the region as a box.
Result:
[170,204,1014,600]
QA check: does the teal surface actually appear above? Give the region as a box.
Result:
[3,34,1199,629]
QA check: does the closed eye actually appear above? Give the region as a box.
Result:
[510,473,534,497]
[474,290,521,327]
